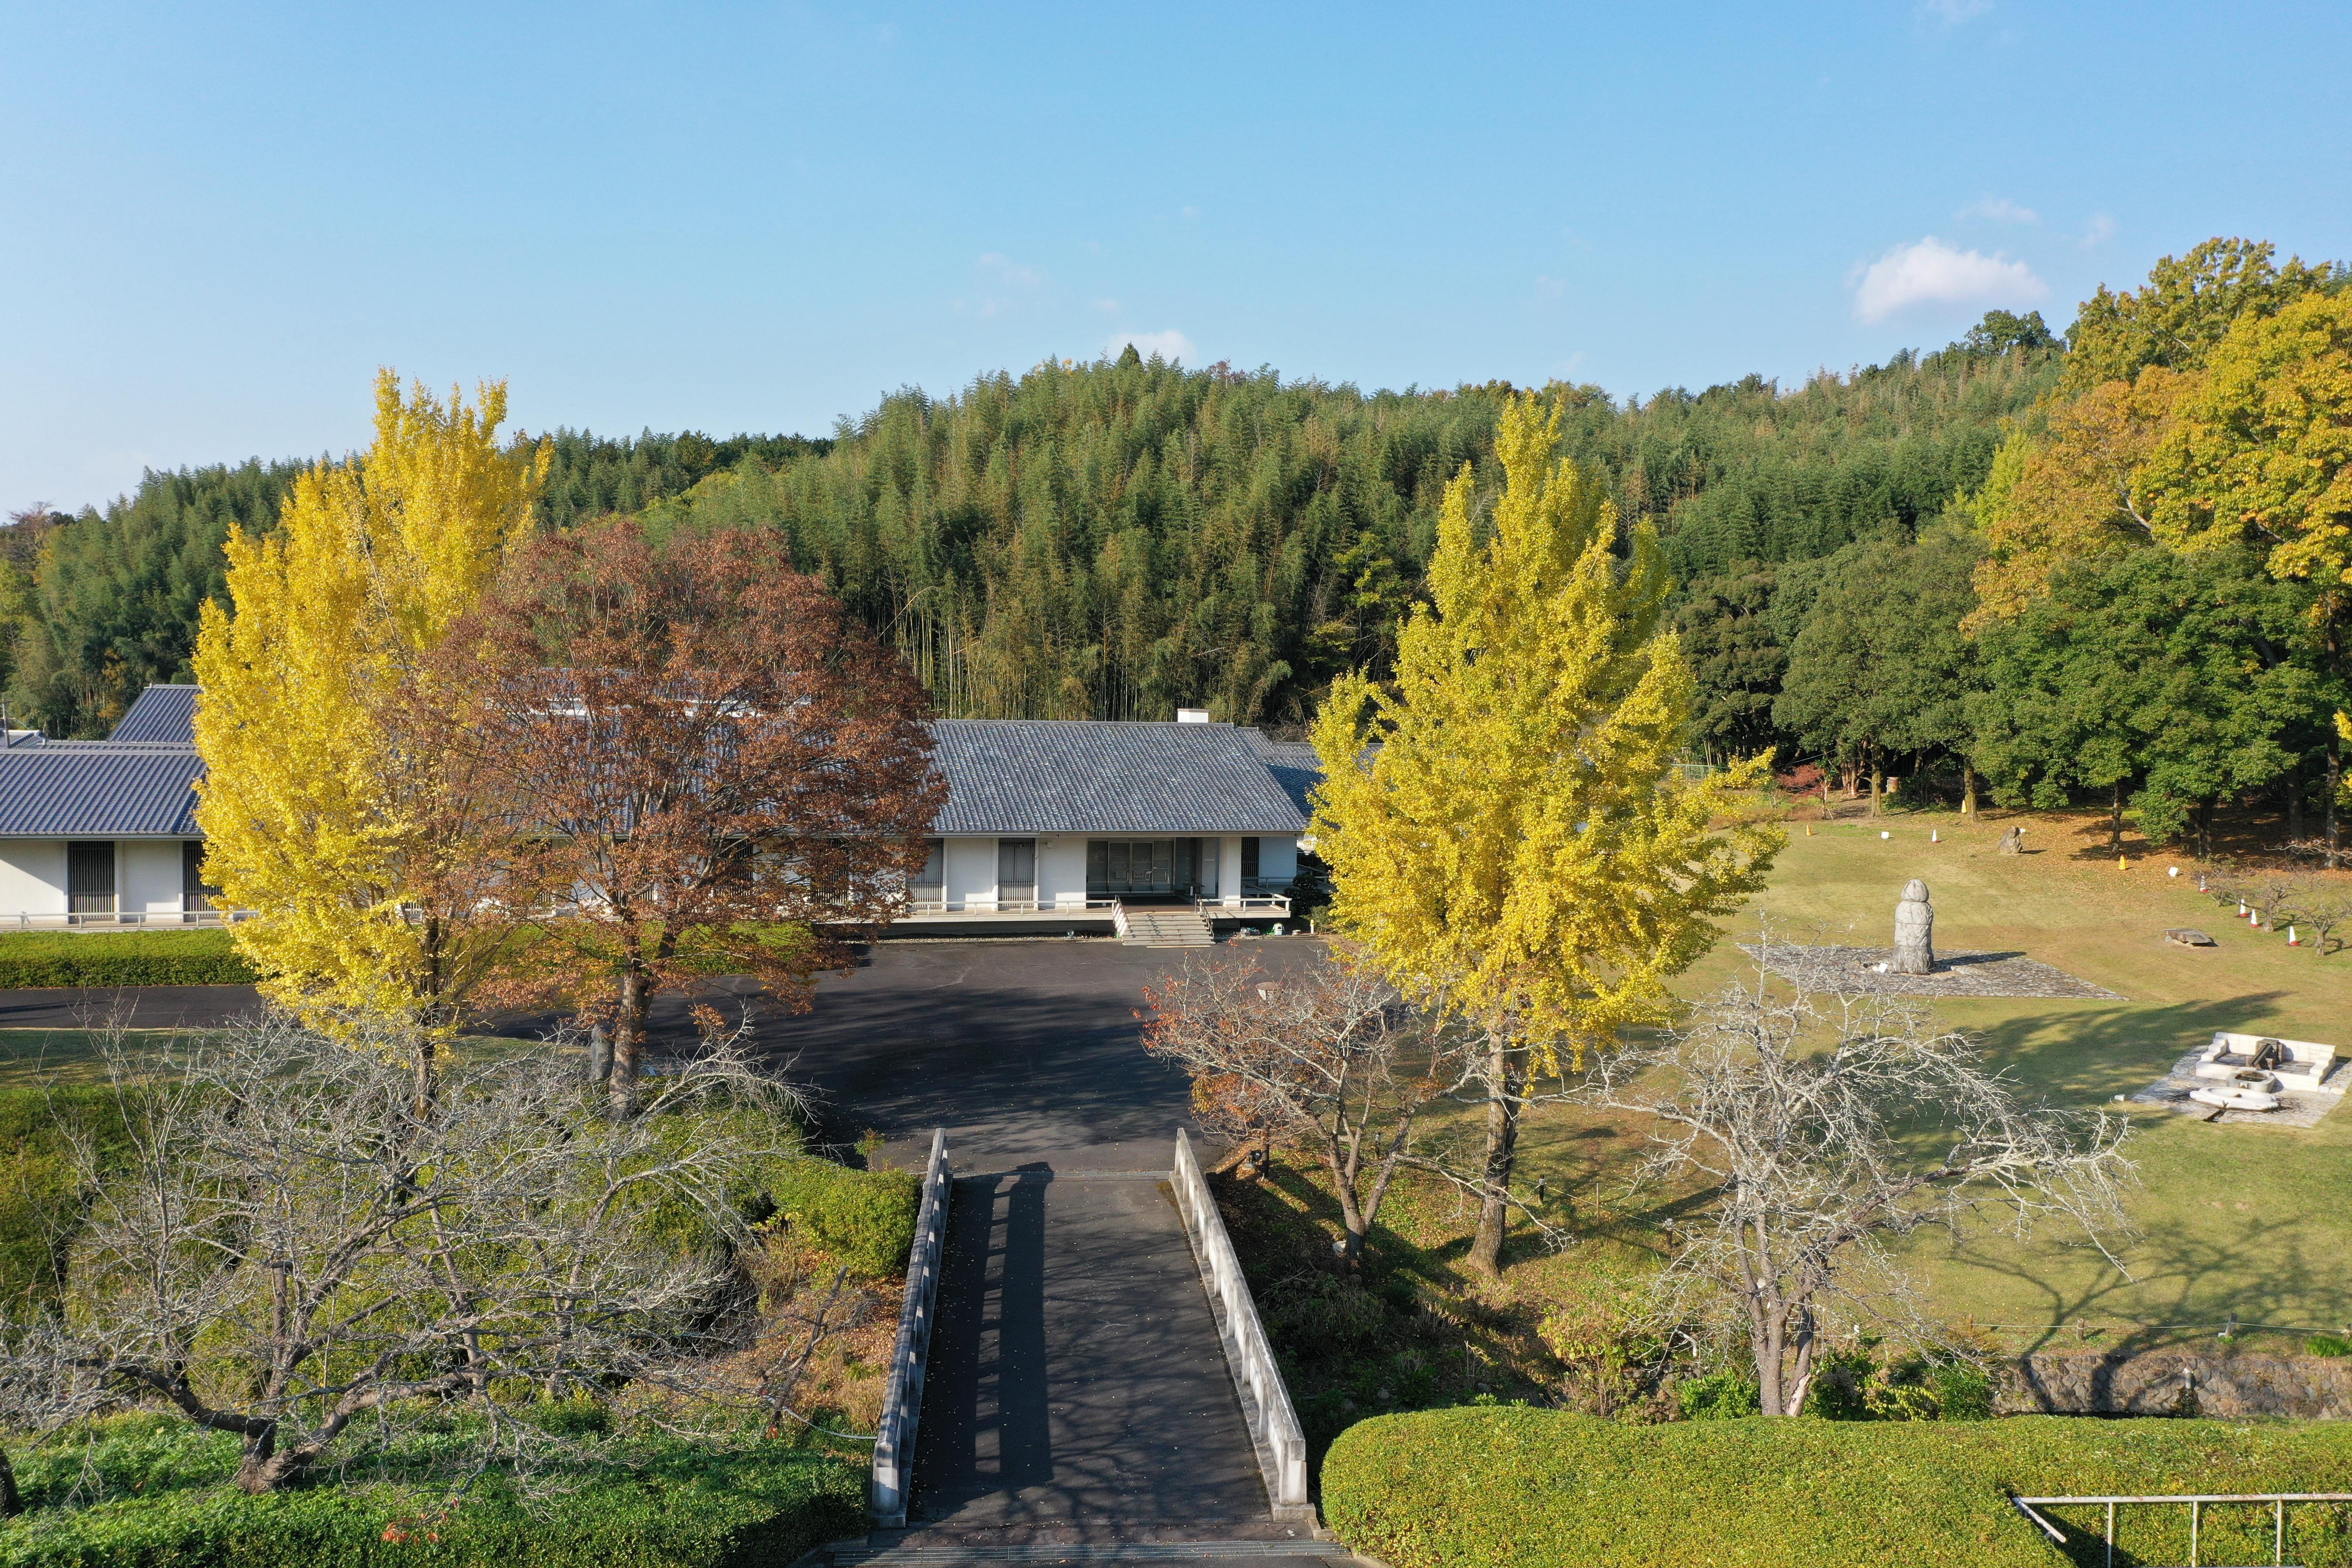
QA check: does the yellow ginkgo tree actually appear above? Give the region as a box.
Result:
[1310,392,1781,1275]
[191,372,548,1084]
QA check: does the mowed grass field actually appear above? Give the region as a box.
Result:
[1493,804,2352,1358]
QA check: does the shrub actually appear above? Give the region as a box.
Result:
[0,1420,864,1568]
[1324,1408,2352,1568]
[763,1159,919,1277]
[0,931,256,988]
[1675,1370,1759,1420]
[0,1086,142,1320]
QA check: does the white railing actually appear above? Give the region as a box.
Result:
[3,909,256,931]
[1170,1127,1313,1522]
[1194,894,1293,917]
[870,1129,952,1528]
[900,896,1121,915]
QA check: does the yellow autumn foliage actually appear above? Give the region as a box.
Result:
[1308,393,1780,1070]
[190,372,548,1040]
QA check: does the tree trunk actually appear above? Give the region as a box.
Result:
[1961,758,1977,816]
[0,1446,18,1517]
[612,964,653,1111]
[2330,732,2343,871]
[1467,1037,1528,1277]
[411,1032,438,1119]
[2288,764,2304,848]
[1868,755,1883,817]
[233,1426,285,1494]
[2200,799,2215,861]
[2109,781,2125,851]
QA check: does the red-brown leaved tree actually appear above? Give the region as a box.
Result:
[444,520,943,1103]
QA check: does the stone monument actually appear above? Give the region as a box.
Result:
[1998,825,2027,855]
[1892,878,1936,975]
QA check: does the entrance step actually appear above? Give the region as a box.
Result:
[1118,907,1216,948]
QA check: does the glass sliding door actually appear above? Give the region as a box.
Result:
[996,837,1036,907]
[1085,838,1202,900]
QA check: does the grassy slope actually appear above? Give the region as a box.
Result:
[1568,804,2352,1354]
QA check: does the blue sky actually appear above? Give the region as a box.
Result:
[5,1,2348,514]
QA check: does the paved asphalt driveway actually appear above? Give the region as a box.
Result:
[0,937,1329,1170]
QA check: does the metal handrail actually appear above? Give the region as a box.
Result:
[2011,1491,2352,1567]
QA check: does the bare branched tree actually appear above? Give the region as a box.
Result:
[12,1015,814,1493]
[1142,950,1452,1266]
[1591,950,2136,1417]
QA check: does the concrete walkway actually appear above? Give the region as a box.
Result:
[910,1159,1274,1533]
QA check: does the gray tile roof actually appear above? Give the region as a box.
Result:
[1243,730,1324,818]
[108,684,200,744]
[931,721,1309,835]
[0,744,204,836]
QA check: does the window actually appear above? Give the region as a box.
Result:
[997,838,1036,902]
[67,841,116,917]
[182,842,218,915]
[913,839,944,889]
[1084,839,1200,897]
[1241,837,1260,888]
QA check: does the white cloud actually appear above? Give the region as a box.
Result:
[1919,0,1991,23]
[1851,236,2046,323]
[1106,329,1197,364]
[966,253,1044,318]
[2080,211,2116,248]
[1535,274,1568,299]
[977,252,1041,288]
[1958,194,2037,224]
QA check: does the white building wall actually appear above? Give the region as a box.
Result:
[1213,835,1242,905]
[1036,835,1089,909]
[941,836,998,910]
[0,841,66,916]
[1257,835,1299,887]
[122,841,184,914]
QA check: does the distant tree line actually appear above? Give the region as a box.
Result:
[10,248,2343,857]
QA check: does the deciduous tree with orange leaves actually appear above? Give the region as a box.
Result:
[440,518,943,1106]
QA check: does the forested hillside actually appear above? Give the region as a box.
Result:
[0,332,2052,737]
[20,260,2346,859]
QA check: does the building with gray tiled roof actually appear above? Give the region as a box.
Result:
[0,688,1320,927]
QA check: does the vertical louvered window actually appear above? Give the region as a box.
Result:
[67,842,116,917]
[996,838,1035,905]
[182,842,217,913]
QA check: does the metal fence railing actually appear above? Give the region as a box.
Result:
[870,1129,952,1528]
[5,909,256,930]
[1170,1127,1313,1523]
[2012,1491,2352,1567]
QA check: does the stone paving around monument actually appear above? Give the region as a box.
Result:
[2128,1047,2350,1129]
[1739,942,2125,1000]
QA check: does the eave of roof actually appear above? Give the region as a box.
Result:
[929,720,1309,836]
[0,746,205,836]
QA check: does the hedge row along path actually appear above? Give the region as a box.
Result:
[833,1148,1350,1567]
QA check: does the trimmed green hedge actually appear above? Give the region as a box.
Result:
[0,931,256,987]
[0,1437,864,1568]
[1323,1407,2352,1567]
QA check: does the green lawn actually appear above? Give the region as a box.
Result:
[1522,804,2352,1357]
